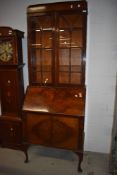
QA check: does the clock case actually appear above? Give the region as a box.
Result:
[0,27,24,65]
[0,27,25,116]
[0,27,28,162]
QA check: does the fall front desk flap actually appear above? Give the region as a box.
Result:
[22,86,86,117]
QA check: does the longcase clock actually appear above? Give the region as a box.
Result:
[0,27,28,162]
[0,27,24,116]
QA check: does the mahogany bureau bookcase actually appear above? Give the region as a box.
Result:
[23,1,87,172]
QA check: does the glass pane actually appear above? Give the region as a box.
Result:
[59,66,69,72]
[58,48,82,84]
[31,49,52,84]
[59,71,82,85]
[58,14,83,28]
[42,31,53,48]
[59,30,82,48]
[71,30,83,47]
[42,50,52,68]
[59,30,70,48]
[32,71,52,84]
[71,48,82,72]
[30,15,53,31]
[31,31,53,48]
[32,71,41,83]
[42,50,52,81]
[31,31,41,48]
[59,48,70,84]
[59,72,69,84]
[42,72,52,84]
[37,15,52,29]
[71,48,82,66]
[71,66,81,72]
[59,49,69,66]
[29,14,54,85]
[71,73,81,84]
[30,15,53,48]
[31,49,41,68]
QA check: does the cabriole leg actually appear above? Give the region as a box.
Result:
[75,152,83,172]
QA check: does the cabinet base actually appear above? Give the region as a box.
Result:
[25,145,83,172]
[75,151,83,172]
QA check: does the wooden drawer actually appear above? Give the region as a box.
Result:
[0,116,22,145]
[24,112,84,151]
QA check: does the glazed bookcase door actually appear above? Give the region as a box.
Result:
[28,6,86,86]
[28,14,55,86]
[56,12,86,85]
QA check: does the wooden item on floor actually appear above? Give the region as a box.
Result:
[0,27,29,162]
[24,1,87,172]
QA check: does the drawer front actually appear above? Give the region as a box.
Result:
[0,120,22,144]
[24,112,84,151]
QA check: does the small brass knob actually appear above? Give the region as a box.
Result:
[74,94,78,98]
[8,80,11,84]
[78,92,83,98]
[77,4,81,8]
[10,127,14,131]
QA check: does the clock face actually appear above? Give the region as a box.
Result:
[0,41,13,62]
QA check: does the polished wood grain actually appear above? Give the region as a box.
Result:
[23,86,85,116]
[23,86,85,171]
[23,112,84,151]
[27,1,87,13]
[25,1,87,172]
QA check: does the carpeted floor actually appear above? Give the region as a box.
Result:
[0,145,110,175]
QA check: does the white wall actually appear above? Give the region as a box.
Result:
[0,0,117,153]
[85,0,117,153]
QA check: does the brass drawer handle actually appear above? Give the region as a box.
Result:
[77,4,81,8]
[10,127,14,131]
[10,127,15,137]
[7,80,11,84]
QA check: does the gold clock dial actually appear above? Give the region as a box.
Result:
[0,41,13,62]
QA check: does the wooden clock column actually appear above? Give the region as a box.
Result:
[0,27,28,162]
